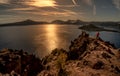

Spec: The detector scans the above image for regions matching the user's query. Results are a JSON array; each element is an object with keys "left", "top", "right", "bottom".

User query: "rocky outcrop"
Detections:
[
  {"left": 0, "top": 32, "right": 120, "bottom": 76},
  {"left": 38, "top": 32, "right": 120, "bottom": 76},
  {"left": 0, "top": 49, "right": 43, "bottom": 76},
  {"left": 65, "top": 32, "right": 120, "bottom": 76}
]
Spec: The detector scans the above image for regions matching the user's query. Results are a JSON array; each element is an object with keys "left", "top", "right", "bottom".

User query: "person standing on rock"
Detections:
[{"left": 96, "top": 32, "right": 100, "bottom": 39}]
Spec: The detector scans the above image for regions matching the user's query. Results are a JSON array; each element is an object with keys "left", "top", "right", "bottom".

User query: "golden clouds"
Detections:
[{"left": 28, "top": 0, "right": 57, "bottom": 7}]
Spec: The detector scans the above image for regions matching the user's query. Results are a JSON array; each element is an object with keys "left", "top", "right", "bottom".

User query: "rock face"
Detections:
[
  {"left": 38, "top": 32, "right": 120, "bottom": 76},
  {"left": 0, "top": 32, "right": 120, "bottom": 76},
  {"left": 0, "top": 49, "right": 43, "bottom": 76},
  {"left": 66, "top": 32, "right": 120, "bottom": 76}
]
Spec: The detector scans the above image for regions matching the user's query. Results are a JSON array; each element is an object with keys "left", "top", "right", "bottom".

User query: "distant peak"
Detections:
[{"left": 24, "top": 19, "right": 34, "bottom": 22}]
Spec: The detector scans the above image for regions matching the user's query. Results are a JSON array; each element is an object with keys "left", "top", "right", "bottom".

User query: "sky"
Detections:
[{"left": 0, "top": 0, "right": 120, "bottom": 23}]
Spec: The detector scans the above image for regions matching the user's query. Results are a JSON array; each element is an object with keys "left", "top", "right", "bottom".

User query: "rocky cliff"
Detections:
[
  {"left": 0, "top": 32, "right": 120, "bottom": 76},
  {"left": 0, "top": 49, "right": 43, "bottom": 76}
]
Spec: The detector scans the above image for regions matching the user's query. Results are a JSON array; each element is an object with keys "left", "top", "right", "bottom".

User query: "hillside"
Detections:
[
  {"left": 0, "top": 32, "right": 120, "bottom": 76},
  {"left": 0, "top": 19, "right": 48, "bottom": 27},
  {"left": 51, "top": 19, "right": 85, "bottom": 25}
]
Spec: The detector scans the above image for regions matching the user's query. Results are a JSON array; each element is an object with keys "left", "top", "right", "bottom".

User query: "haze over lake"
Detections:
[{"left": 0, "top": 24, "right": 120, "bottom": 58}]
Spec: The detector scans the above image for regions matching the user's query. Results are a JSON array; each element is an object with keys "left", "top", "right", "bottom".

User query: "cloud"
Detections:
[
  {"left": 0, "top": 0, "right": 57, "bottom": 7},
  {"left": 82, "top": 0, "right": 93, "bottom": 6},
  {"left": 93, "top": 4, "right": 96, "bottom": 15},
  {"left": 9, "top": 6, "right": 78, "bottom": 17},
  {"left": 0, "top": 0, "right": 81, "bottom": 16},
  {"left": 82, "top": 0, "right": 96, "bottom": 15},
  {"left": 0, "top": 0, "right": 9, "bottom": 4},
  {"left": 2, "top": 0, "right": 119, "bottom": 22},
  {"left": 112, "top": 0, "right": 120, "bottom": 10},
  {"left": 38, "top": 11, "right": 76, "bottom": 16},
  {"left": 10, "top": 7, "right": 36, "bottom": 11},
  {"left": 26, "top": 0, "right": 57, "bottom": 7},
  {"left": 72, "top": 0, "right": 77, "bottom": 5}
]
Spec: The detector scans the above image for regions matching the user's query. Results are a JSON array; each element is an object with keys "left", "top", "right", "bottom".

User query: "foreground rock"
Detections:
[
  {"left": 38, "top": 32, "right": 120, "bottom": 76},
  {"left": 0, "top": 32, "right": 120, "bottom": 76},
  {"left": 0, "top": 49, "right": 43, "bottom": 76}
]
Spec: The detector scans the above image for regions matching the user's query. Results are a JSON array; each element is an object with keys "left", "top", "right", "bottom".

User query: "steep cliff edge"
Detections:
[{"left": 0, "top": 32, "right": 120, "bottom": 76}]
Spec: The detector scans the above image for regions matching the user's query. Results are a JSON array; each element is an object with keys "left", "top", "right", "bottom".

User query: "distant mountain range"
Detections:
[
  {"left": 51, "top": 19, "right": 85, "bottom": 25},
  {"left": 0, "top": 19, "right": 120, "bottom": 27},
  {"left": 0, "top": 19, "right": 85, "bottom": 27},
  {"left": 0, "top": 19, "right": 48, "bottom": 27}
]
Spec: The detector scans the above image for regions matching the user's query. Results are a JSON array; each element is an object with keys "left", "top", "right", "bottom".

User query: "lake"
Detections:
[{"left": 0, "top": 24, "right": 120, "bottom": 58}]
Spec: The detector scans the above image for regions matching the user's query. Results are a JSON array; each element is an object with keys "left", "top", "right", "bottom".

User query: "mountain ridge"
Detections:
[
  {"left": 0, "top": 19, "right": 48, "bottom": 27},
  {"left": 0, "top": 19, "right": 119, "bottom": 27}
]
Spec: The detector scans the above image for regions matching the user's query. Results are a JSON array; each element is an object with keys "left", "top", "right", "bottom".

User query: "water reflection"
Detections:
[
  {"left": 45, "top": 24, "right": 58, "bottom": 53},
  {"left": 34, "top": 24, "right": 59, "bottom": 58},
  {"left": 0, "top": 25, "right": 120, "bottom": 58}
]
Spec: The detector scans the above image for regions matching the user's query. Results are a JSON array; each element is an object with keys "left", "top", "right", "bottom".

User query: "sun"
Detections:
[{"left": 29, "top": 0, "right": 57, "bottom": 7}]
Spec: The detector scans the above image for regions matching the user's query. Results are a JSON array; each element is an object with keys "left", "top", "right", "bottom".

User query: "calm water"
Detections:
[{"left": 0, "top": 24, "right": 120, "bottom": 58}]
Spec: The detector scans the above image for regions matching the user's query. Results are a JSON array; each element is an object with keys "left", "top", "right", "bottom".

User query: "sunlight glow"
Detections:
[
  {"left": 0, "top": 0, "right": 8, "bottom": 4},
  {"left": 29, "top": 0, "right": 57, "bottom": 7},
  {"left": 45, "top": 24, "right": 58, "bottom": 52},
  {"left": 72, "top": 0, "right": 77, "bottom": 5}
]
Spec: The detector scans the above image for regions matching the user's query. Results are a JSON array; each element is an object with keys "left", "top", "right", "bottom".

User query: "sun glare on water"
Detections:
[
  {"left": 29, "top": 0, "right": 57, "bottom": 7},
  {"left": 45, "top": 24, "right": 58, "bottom": 52}
]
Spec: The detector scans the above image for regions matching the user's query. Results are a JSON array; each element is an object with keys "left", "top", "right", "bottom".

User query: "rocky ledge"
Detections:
[{"left": 0, "top": 32, "right": 120, "bottom": 76}]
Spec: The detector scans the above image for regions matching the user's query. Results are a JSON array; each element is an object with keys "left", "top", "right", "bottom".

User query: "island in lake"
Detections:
[{"left": 79, "top": 24, "right": 120, "bottom": 33}]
